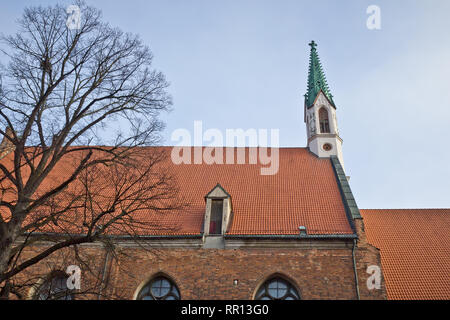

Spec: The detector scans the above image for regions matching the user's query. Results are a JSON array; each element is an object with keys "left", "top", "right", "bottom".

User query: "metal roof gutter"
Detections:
[
  {"left": 352, "top": 238, "right": 361, "bottom": 300},
  {"left": 224, "top": 234, "right": 357, "bottom": 240},
  {"left": 22, "top": 232, "right": 203, "bottom": 240},
  {"left": 23, "top": 232, "right": 357, "bottom": 240}
]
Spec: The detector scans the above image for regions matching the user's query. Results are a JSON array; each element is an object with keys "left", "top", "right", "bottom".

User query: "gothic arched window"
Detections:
[
  {"left": 137, "top": 276, "right": 180, "bottom": 300},
  {"left": 255, "top": 277, "right": 300, "bottom": 300},
  {"left": 35, "top": 271, "right": 73, "bottom": 300},
  {"left": 319, "top": 107, "right": 330, "bottom": 133}
]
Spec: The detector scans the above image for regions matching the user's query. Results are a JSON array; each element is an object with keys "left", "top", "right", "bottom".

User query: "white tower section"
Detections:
[{"left": 304, "top": 91, "right": 344, "bottom": 167}]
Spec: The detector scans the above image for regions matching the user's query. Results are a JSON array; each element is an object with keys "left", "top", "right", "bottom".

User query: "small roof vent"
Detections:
[{"left": 299, "top": 226, "right": 307, "bottom": 236}]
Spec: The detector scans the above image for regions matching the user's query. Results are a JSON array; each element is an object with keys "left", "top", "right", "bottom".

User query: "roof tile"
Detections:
[
  {"left": 0, "top": 147, "right": 353, "bottom": 236},
  {"left": 361, "top": 209, "right": 450, "bottom": 300}
]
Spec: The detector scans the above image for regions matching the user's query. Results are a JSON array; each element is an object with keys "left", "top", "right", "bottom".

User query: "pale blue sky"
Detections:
[{"left": 1, "top": 1, "right": 449, "bottom": 209}]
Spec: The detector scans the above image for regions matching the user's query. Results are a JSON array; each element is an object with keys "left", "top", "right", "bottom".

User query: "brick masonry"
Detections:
[
  {"left": 112, "top": 247, "right": 363, "bottom": 300},
  {"left": 12, "top": 219, "right": 386, "bottom": 300}
]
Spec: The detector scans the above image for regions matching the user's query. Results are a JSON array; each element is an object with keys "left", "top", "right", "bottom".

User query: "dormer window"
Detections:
[
  {"left": 203, "top": 184, "right": 233, "bottom": 248},
  {"left": 210, "top": 199, "right": 224, "bottom": 235}
]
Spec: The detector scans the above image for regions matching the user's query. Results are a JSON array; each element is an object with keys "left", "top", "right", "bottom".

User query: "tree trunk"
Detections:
[
  {"left": 0, "top": 212, "right": 22, "bottom": 284},
  {"left": 0, "top": 224, "right": 14, "bottom": 284}
]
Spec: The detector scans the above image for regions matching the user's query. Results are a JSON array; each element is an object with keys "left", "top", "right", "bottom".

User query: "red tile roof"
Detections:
[
  {"left": 171, "top": 147, "right": 353, "bottom": 235},
  {"left": 361, "top": 209, "right": 450, "bottom": 300},
  {"left": 0, "top": 147, "right": 354, "bottom": 236}
]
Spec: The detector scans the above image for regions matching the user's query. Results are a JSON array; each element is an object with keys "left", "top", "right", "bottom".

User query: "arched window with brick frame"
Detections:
[
  {"left": 136, "top": 274, "right": 180, "bottom": 300},
  {"left": 319, "top": 107, "right": 330, "bottom": 133},
  {"left": 32, "top": 270, "right": 73, "bottom": 300},
  {"left": 255, "top": 275, "right": 300, "bottom": 300}
]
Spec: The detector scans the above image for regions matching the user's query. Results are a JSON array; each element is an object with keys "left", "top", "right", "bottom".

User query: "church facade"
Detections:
[{"left": 2, "top": 42, "right": 449, "bottom": 300}]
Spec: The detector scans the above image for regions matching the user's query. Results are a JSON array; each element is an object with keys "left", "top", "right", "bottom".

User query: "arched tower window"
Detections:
[
  {"left": 255, "top": 276, "right": 300, "bottom": 300},
  {"left": 319, "top": 107, "right": 330, "bottom": 133},
  {"left": 137, "top": 275, "right": 180, "bottom": 300}
]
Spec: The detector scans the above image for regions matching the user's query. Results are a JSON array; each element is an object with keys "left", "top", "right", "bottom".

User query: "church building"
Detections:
[{"left": 2, "top": 42, "right": 449, "bottom": 300}]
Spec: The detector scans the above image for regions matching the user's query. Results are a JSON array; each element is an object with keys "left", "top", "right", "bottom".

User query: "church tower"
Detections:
[{"left": 304, "top": 41, "right": 344, "bottom": 168}]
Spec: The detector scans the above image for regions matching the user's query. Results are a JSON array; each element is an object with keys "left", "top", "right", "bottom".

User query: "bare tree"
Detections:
[{"left": 0, "top": 1, "right": 180, "bottom": 298}]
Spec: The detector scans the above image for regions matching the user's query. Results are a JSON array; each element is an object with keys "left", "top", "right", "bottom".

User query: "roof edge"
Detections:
[
  {"left": 330, "top": 156, "right": 361, "bottom": 233},
  {"left": 22, "top": 232, "right": 358, "bottom": 240},
  {"left": 225, "top": 234, "right": 357, "bottom": 240},
  {"left": 22, "top": 232, "right": 204, "bottom": 240}
]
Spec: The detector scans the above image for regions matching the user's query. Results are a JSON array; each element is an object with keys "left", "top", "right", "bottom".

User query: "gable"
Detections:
[{"left": 205, "top": 184, "right": 230, "bottom": 199}]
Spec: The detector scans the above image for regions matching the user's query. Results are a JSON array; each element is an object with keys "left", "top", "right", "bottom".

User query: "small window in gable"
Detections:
[{"left": 210, "top": 199, "right": 223, "bottom": 235}]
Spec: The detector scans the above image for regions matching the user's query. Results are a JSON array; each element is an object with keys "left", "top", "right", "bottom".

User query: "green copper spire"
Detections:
[{"left": 305, "top": 41, "right": 335, "bottom": 108}]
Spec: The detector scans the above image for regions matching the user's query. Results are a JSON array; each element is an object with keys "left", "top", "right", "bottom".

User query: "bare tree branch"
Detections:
[{"left": 0, "top": 1, "right": 180, "bottom": 299}]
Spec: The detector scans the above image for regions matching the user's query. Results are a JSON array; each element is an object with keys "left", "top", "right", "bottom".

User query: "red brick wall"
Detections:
[
  {"left": 110, "top": 247, "right": 358, "bottom": 300},
  {"left": 11, "top": 239, "right": 387, "bottom": 300},
  {"left": 354, "top": 219, "right": 387, "bottom": 300}
]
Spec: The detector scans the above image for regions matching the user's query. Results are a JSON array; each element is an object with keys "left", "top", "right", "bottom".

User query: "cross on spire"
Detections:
[
  {"left": 305, "top": 41, "right": 335, "bottom": 107},
  {"left": 308, "top": 40, "right": 317, "bottom": 49}
]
